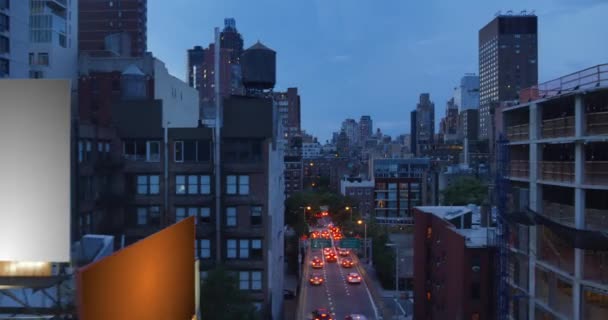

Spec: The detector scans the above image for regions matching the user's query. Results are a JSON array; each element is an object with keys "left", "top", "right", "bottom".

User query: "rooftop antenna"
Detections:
[
  {"left": 506, "top": 10, "right": 513, "bottom": 15},
  {"left": 521, "top": 10, "right": 527, "bottom": 15}
]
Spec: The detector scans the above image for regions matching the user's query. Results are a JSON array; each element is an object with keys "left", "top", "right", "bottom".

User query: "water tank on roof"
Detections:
[{"left": 241, "top": 41, "right": 276, "bottom": 90}]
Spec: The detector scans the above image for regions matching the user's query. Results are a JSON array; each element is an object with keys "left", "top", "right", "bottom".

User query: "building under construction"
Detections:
[{"left": 501, "top": 64, "right": 608, "bottom": 319}]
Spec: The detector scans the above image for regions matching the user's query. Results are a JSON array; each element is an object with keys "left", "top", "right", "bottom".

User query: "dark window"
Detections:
[
  {"left": 251, "top": 239, "right": 263, "bottom": 259},
  {"left": 251, "top": 206, "right": 262, "bottom": 226},
  {"left": 184, "top": 140, "right": 196, "bottom": 161},
  {"left": 471, "top": 282, "right": 480, "bottom": 300},
  {"left": 0, "top": 35, "right": 8, "bottom": 54},
  {"left": 197, "top": 140, "right": 211, "bottom": 161},
  {"left": 174, "top": 141, "right": 183, "bottom": 162},
  {"left": 0, "top": 0, "right": 9, "bottom": 10},
  {"left": 0, "top": 58, "right": 7, "bottom": 76},
  {"left": 0, "top": 13, "right": 8, "bottom": 32}
]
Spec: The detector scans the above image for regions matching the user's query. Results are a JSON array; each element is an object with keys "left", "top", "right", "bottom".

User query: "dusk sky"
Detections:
[{"left": 149, "top": 0, "right": 608, "bottom": 142}]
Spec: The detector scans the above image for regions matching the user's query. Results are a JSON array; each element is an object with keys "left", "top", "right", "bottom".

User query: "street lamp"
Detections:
[
  {"left": 357, "top": 219, "right": 367, "bottom": 262},
  {"left": 345, "top": 206, "right": 357, "bottom": 222}
]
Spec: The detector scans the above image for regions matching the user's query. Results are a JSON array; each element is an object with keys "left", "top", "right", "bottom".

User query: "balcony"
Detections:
[
  {"left": 542, "top": 201, "right": 575, "bottom": 228},
  {"left": 510, "top": 160, "right": 529, "bottom": 179},
  {"left": 541, "top": 116, "right": 575, "bottom": 139},
  {"left": 585, "top": 161, "right": 608, "bottom": 186},
  {"left": 539, "top": 161, "right": 574, "bottom": 183},
  {"left": 585, "top": 208, "right": 608, "bottom": 232},
  {"left": 506, "top": 124, "right": 530, "bottom": 142},
  {"left": 586, "top": 111, "right": 608, "bottom": 135}
]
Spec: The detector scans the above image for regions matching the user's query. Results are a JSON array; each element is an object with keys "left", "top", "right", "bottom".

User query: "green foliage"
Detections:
[
  {"left": 284, "top": 190, "right": 358, "bottom": 233},
  {"left": 200, "top": 266, "right": 260, "bottom": 320},
  {"left": 441, "top": 176, "right": 488, "bottom": 206}
]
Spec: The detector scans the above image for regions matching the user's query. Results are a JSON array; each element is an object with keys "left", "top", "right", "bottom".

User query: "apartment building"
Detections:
[{"left": 502, "top": 64, "right": 608, "bottom": 320}]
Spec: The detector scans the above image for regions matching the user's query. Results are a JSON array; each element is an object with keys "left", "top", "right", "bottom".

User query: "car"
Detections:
[
  {"left": 312, "top": 308, "right": 333, "bottom": 320},
  {"left": 325, "top": 253, "right": 337, "bottom": 262},
  {"left": 347, "top": 272, "right": 362, "bottom": 284},
  {"left": 311, "top": 257, "right": 324, "bottom": 268},
  {"left": 309, "top": 273, "right": 324, "bottom": 286},
  {"left": 341, "top": 258, "right": 354, "bottom": 268},
  {"left": 323, "top": 247, "right": 333, "bottom": 255},
  {"left": 344, "top": 314, "right": 368, "bottom": 320},
  {"left": 338, "top": 248, "right": 350, "bottom": 256}
]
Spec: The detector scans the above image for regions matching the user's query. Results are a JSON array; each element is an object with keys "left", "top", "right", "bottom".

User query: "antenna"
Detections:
[
  {"left": 506, "top": 10, "right": 513, "bottom": 15},
  {"left": 521, "top": 10, "right": 527, "bottom": 15}
]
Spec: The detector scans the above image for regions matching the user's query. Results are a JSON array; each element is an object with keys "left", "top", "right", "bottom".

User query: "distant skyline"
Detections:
[{"left": 149, "top": 0, "right": 608, "bottom": 142}]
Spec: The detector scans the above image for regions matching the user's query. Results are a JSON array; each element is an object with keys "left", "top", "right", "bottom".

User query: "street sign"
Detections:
[
  {"left": 339, "top": 238, "right": 361, "bottom": 248},
  {"left": 311, "top": 239, "right": 332, "bottom": 249}
]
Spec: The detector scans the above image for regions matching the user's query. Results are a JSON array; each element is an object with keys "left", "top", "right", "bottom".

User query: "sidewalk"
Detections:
[{"left": 360, "top": 261, "right": 412, "bottom": 320}]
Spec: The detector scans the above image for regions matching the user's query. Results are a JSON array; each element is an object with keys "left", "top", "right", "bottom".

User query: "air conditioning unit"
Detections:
[{"left": 472, "top": 265, "right": 481, "bottom": 272}]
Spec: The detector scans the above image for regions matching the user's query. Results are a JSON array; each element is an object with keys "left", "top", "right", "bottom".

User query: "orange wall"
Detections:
[{"left": 77, "top": 218, "right": 195, "bottom": 320}]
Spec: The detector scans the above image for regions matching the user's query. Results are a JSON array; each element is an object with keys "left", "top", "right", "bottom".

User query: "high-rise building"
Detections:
[
  {"left": 341, "top": 118, "right": 359, "bottom": 146},
  {"left": 454, "top": 73, "right": 480, "bottom": 111},
  {"left": 410, "top": 110, "right": 417, "bottom": 155},
  {"left": 415, "top": 93, "right": 435, "bottom": 155},
  {"left": 478, "top": 13, "right": 538, "bottom": 140},
  {"left": 187, "top": 45, "right": 205, "bottom": 90},
  {"left": 220, "top": 18, "right": 243, "bottom": 64},
  {"left": 359, "top": 115, "right": 373, "bottom": 145},
  {"left": 502, "top": 65, "right": 608, "bottom": 320},
  {"left": 274, "top": 87, "right": 301, "bottom": 142},
  {"left": 1, "top": 0, "right": 29, "bottom": 78},
  {"left": 439, "top": 97, "right": 459, "bottom": 143},
  {"left": 28, "top": 0, "right": 78, "bottom": 81},
  {"left": 79, "top": 0, "right": 148, "bottom": 57}
]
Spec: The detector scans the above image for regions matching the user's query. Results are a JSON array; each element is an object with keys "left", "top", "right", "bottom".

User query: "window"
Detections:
[
  {"left": 251, "top": 239, "right": 262, "bottom": 259},
  {"left": 29, "top": 53, "right": 35, "bottom": 65},
  {"left": 174, "top": 141, "right": 184, "bottom": 162},
  {"left": 426, "top": 226, "right": 432, "bottom": 239},
  {"left": 226, "top": 207, "right": 237, "bottom": 226},
  {"left": 176, "top": 207, "right": 186, "bottom": 222},
  {"left": 0, "top": 13, "right": 8, "bottom": 32},
  {"left": 136, "top": 206, "right": 160, "bottom": 226},
  {"left": 136, "top": 175, "right": 160, "bottom": 195},
  {"left": 0, "top": 35, "right": 8, "bottom": 54},
  {"left": 123, "top": 140, "right": 159, "bottom": 161},
  {"left": 0, "top": 0, "right": 9, "bottom": 10},
  {"left": 199, "top": 239, "right": 210, "bottom": 258},
  {"left": 175, "top": 175, "right": 211, "bottom": 195},
  {"left": 226, "top": 175, "right": 250, "bottom": 195},
  {"left": 251, "top": 206, "right": 262, "bottom": 226},
  {"left": 147, "top": 141, "right": 160, "bottom": 162},
  {"left": 184, "top": 140, "right": 196, "bottom": 161},
  {"left": 38, "top": 53, "right": 49, "bottom": 66},
  {"left": 239, "top": 271, "right": 262, "bottom": 290},
  {"left": 0, "top": 58, "right": 7, "bottom": 76},
  {"left": 239, "top": 239, "right": 250, "bottom": 258},
  {"left": 227, "top": 239, "right": 237, "bottom": 258},
  {"left": 78, "top": 141, "right": 83, "bottom": 163}
]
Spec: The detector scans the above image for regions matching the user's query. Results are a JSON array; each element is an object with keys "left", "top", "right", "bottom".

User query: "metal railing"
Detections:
[
  {"left": 542, "top": 201, "right": 575, "bottom": 228},
  {"left": 585, "top": 161, "right": 608, "bottom": 185},
  {"left": 539, "top": 161, "right": 575, "bottom": 183},
  {"left": 519, "top": 64, "right": 608, "bottom": 103},
  {"left": 541, "top": 116, "right": 575, "bottom": 138},
  {"left": 586, "top": 111, "right": 608, "bottom": 135},
  {"left": 506, "top": 124, "right": 530, "bottom": 141},
  {"left": 510, "top": 160, "right": 529, "bottom": 178},
  {"left": 585, "top": 208, "right": 608, "bottom": 232}
]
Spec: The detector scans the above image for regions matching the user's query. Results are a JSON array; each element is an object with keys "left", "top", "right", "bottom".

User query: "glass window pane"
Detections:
[
  {"left": 176, "top": 175, "right": 186, "bottom": 194},
  {"left": 201, "top": 208, "right": 210, "bottom": 217},
  {"left": 188, "top": 207, "right": 198, "bottom": 217},
  {"left": 137, "top": 208, "right": 147, "bottom": 225},
  {"left": 252, "top": 240, "right": 262, "bottom": 249},
  {"left": 188, "top": 175, "right": 199, "bottom": 194},
  {"left": 176, "top": 208, "right": 186, "bottom": 221},
  {"left": 137, "top": 175, "right": 147, "bottom": 184},
  {"left": 149, "top": 175, "right": 159, "bottom": 184}
]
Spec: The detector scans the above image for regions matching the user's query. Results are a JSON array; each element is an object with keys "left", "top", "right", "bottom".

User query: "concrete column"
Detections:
[
  {"left": 575, "top": 95, "right": 584, "bottom": 138},
  {"left": 573, "top": 94, "right": 585, "bottom": 320},
  {"left": 528, "top": 102, "right": 540, "bottom": 320}
]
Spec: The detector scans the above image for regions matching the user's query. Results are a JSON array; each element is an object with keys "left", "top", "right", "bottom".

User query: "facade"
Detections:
[
  {"left": 372, "top": 158, "right": 433, "bottom": 225},
  {"left": 359, "top": 115, "right": 373, "bottom": 146},
  {"left": 413, "top": 206, "right": 497, "bottom": 320},
  {"left": 411, "top": 110, "right": 417, "bottom": 155},
  {"left": 28, "top": 0, "right": 78, "bottom": 81},
  {"left": 339, "top": 178, "right": 374, "bottom": 218},
  {"left": 302, "top": 142, "right": 321, "bottom": 159},
  {"left": 440, "top": 97, "right": 460, "bottom": 143},
  {"left": 187, "top": 45, "right": 204, "bottom": 90},
  {"left": 342, "top": 118, "right": 359, "bottom": 146},
  {"left": 459, "top": 109, "right": 480, "bottom": 142},
  {"left": 455, "top": 73, "right": 480, "bottom": 111},
  {"left": 1, "top": 0, "right": 29, "bottom": 78},
  {"left": 415, "top": 93, "right": 435, "bottom": 155},
  {"left": 502, "top": 64, "right": 608, "bottom": 320},
  {"left": 478, "top": 14, "right": 538, "bottom": 140},
  {"left": 284, "top": 155, "right": 303, "bottom": 198},
  {"left": 274, "top": 87, "right": 301, "bottom": 141},
  {"left": 79, "top": 0, "right": 148, "bottom": 57}
]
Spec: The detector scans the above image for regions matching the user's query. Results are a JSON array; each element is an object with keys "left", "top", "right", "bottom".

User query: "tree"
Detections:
[
  {"left": 441, "top": 176, "right": 488, "bottom": 206},
  {"left": 200, "top": 267, "right": 260, "bottom": 320}
]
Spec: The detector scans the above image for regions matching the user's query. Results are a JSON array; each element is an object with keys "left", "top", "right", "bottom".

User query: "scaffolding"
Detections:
[{"left": 495, "top": 134, "right": 511, "bottom": 320}]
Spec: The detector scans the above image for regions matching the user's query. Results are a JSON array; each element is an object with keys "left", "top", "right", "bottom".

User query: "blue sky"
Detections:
[{"left": 149, "top": 0, "right": 608, "bottom": 142}]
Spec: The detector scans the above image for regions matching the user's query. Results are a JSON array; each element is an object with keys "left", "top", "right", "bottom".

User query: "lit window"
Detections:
[
  {"left": 227, "top": 239, "right": 237, "bottom": 258},
  {"left": 226, "top": 207, "right": 237, "bottom": 226}
]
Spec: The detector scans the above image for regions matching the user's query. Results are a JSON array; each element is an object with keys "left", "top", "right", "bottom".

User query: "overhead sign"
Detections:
[
  {"left": 340, "top": 238, "right": 361, "bottom": 249},
  {"left": 311, "top": 239, "right": 332, "bottom": 249}
]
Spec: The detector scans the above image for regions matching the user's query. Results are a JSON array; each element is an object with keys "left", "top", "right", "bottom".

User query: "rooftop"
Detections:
[{"left": 417, "top": 206, "right": 496, "bottom": 248}]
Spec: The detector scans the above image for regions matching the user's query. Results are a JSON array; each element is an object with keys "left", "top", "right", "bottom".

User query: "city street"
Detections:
[{"left": 300, "top": 223, "right": 378, "bottom": 320}]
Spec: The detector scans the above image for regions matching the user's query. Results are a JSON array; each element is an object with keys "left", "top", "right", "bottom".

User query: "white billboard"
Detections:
[{"left": 0, "top": 80, "right": 71, "bottom": 262}]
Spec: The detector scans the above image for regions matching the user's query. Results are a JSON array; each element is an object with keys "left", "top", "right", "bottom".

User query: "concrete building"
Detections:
[
  {"left": 284, "top": 155, "right": 303, "bottom": 198},
  {"left": 187, "top": 45, "right": 205, "bottom": 90},
  {"left": 372, "top": 158, "right": 433, "bottom": 225},
  {"left": 0, "top": 0, "right": 29, "bottom": 78},
  {"left": 359, "top": 115, "right": 373, "bottom": 146},
  {"left": 415, "top": 93, "right": 435, "bottom": 155},
  {"left": 479, "top": 13, "right": 538, "bottom": 140},
  {"left": 414, "top": 206, "right": 497, "bottom": 320},
  {"left": 274, "top": 87, "right": 301, "bottom": 142},
  {"left": 28, "top": 0, "right": 78, "bottom": 82},
  {"left": 455, "top": 73, "right": 480, "bottom": 111},
  {"left": 339, "top": 178, "right": 375, "bottom": 218},
  {"left": 440, "top": 97, "right": 460, "bottom": 143},
  {"left": 302, "top": 142, "right": 321, "bottom": 159},
  {"left": 342, "top": 118, "right": 359, "bottom": 146},
  {"left": 502, "top": 64, "right": 608, "bottom": 320},
  {"left": 79, "top": 0, "right": 148, "bottom": 57}
]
